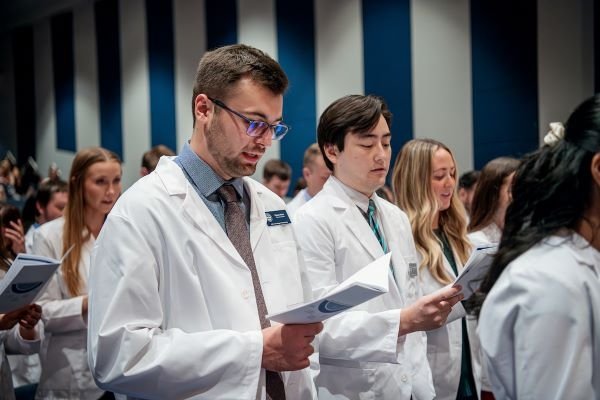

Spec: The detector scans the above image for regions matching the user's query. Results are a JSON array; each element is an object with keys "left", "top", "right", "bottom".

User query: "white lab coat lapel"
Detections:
[
  {"left": 326, "top": 180, "right": 383, "bottom": 261},
  {"left": 327, "top": 180, "right": 403, "bottom": 303},
  {"left": 244, "top": 178, "right": 268, "bottom": 253},
  {"left": 158, "top": 160, "right": 249, "bottom": 272}
]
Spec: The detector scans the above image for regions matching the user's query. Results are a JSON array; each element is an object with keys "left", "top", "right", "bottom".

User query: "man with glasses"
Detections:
[{"left": 88, "top": 44, "right": 321, "bottom": 399}]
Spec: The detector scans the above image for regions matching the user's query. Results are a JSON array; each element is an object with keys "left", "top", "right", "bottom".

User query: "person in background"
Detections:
[
  {"left": 287, "top": 143, "right": 331, "bottom": 218},
  {"left": 262, "top": 158, "right": 292, "bottom": 199},
  {"left": 458, "top": 170, "right": 480, "bottom": 217},
  {"left": 468, "top": 158, "right": 520, "bottom": 245},
  {"left": 292, "top": 177, "right": 306, "bottom": 197},
  {"left": 0, "top": 205, "right": 25, "bottom": 272},
  {"left": 88, "top": 44, "right": 320, "bottom": 399},
  {"left": 478, "top": 96, "right": 600, "bottom": 399},
  {"left": 294, "top": 95, "right": 463, "bottom": 399},
  {"left": 33, "top": 147, "right": 122, "bottom": 399},
  {"left": 140, "top": 144, "right": 176, "bottom": 177},
  {"left": 23, "top": 181, "right": 68, "bottom": 254},
  {"left": 392, "top": 139, "right": 483, "bottom": 400}
]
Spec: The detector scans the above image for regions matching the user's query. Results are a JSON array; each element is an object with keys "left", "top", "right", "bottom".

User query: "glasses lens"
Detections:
[
  {"left": 272, "top": 124, "right": 289, "bottom": 140},
  {"left": 247, "top": 121, "right": 268, "bottom": 137}
]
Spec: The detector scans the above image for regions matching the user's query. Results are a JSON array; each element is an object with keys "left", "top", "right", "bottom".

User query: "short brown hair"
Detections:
[
  {"left": 317, "top": 95, "right": 392, "bottom": 171},
  {"left": 302, "top": 143, "right": 321, "bottom": 168},
  {"left": 263, "top": 159, "right": 291, "bottom": 182},
  {"left": 141, "top": 145, "right": 175, "bottom": 172},
  {"left": 191, "top": 44, "right": 288, "bottom": 125}
]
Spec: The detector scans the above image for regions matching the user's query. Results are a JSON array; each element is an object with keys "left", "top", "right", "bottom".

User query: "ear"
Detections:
[
  {"left": 194, "top": 94, "right": 212, "bottom": 126},
  {"left": 591, "top": 152, "right": 600, "bottom": 188},
  {"left": 323, "top": 143, "right": 339, "bottom": 168},
  {"left": 302, "top": 166, "right": 311, "bottom": 180},
  {"left": 35, "top": 201, "right": 44, "bottom": 215}
]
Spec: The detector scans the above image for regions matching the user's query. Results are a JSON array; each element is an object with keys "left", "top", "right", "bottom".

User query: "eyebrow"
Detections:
[
  {"left": 239, "top": 109, "right": 283, "bottom": 123},
  {"left": 357, "top": 132, "right": 392, "bottom": 138},
  {"left": 433, "top": 167, "right": 456, "bottom": 173}
]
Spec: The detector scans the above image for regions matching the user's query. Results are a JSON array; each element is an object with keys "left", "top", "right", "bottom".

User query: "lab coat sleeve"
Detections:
[
  {"left": 88, "top": 213, "right": 264, "bottom": 400},
  {"left": 4, "top": 324, "right": 43, "bottom": 356},
  {"left": 294, "top": 211, "right": 400, "bottom": 364},
  {"left": 31, "top": 228, "right": 87, "bottom": 333}
]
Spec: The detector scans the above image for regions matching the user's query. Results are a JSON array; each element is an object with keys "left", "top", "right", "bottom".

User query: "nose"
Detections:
[
  {"left": 255, "top": 129, "right": 273, "bottom": 148},
  {"left": 373, "top": 142, "right": 387, "bottom": 162}
]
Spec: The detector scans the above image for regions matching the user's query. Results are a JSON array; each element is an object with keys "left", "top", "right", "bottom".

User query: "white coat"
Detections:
[
  {"left": 1, "top": 324, "right": 43, "bottom": 399},
  {"left": 32, "top": 217, "right": 102, "bottom": 400},
  {"left": 287, "top": 188, "right": 310, "bottom": 219},
  {"left": 479, "top": 232, "right": 600, "bottom": 399},
  {"left": 88, "top": 157, "right": 317, "bottom": 400},
  {"left": 294, "top": 177, "right": 435, "bottom": 400},
  {"left": 419, "top": 244, "right": 482, "bottom": 400}
]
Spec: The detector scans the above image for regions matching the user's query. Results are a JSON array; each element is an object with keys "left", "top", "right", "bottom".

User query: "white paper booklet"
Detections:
[
  {"left": 0, "top": 253, "right": 61, "bottom": 313},
  {"left": 453, "top": 243, "right": 498, "bottom": 299},
  {"left": 267, "top": 253, "right": 392, "bottom": 324}
]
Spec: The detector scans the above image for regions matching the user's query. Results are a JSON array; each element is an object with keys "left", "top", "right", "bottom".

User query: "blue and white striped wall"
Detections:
[{"left": 0, "top": 0, "right": 596, "bottom": 191}]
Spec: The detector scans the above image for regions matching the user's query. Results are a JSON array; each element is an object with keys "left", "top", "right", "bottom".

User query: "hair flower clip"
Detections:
[{"left": 544, "top": 122, "right": 565, "bottom": 146}]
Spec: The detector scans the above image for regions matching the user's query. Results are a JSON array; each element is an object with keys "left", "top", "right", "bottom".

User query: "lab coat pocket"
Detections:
[
  {"left": 260, "top": 240, "right": 305, "bottom": 313},
  {"left": 317, "top": 359, "right": 376, "bottom": 399}
]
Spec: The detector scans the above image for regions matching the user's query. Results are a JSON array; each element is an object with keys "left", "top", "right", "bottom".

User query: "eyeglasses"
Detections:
[{"left": 208, "top": 97, "right": 290, "bottom": 140}]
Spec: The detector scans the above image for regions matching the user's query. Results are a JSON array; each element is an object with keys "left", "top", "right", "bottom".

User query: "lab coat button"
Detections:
[
  {"left": 242, "top": 289, "right": 250, "bottom": 299},
  {"left": 401, "top": 375, "right": 408, "bottom": 382}
]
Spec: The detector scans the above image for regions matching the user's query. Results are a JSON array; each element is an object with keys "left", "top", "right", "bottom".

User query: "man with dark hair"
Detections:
[
  {"left": 458, "top": 170, "right": 480, "bottom": 215},
  {"left": 24, "top": 180, "right": 68, "bottom": 253},
  {"left": 262, "top": 159, "right": 292, "bottom": 199},
  {"left": 287, "top": 143, "right": 330, "bottom": 218},
  {"left": 140, "top": 145, "right": 175, "bottom": 176},
  {"left": 294, "top": 94, "right": 463, "bottom": 400},
  {"left": 89, "top": 44, "right": 321, "bottom": 399}
]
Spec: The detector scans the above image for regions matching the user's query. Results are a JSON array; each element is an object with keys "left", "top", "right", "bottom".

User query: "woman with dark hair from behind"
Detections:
[
  {"left": 468, "top": 157, "right": 520, "bottom": 244},
  {"left": 478, "top": 95, "right": 600, "bottom": 399}
]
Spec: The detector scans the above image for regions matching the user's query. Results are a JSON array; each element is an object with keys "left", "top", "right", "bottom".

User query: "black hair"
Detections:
[{"left": 476, "top": 94, "right": 600, "bottom": 315}]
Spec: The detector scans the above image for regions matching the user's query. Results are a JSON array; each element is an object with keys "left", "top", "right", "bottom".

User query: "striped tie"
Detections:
[{"left": 368, "top": 199, "right": 388, "bottom": 253}]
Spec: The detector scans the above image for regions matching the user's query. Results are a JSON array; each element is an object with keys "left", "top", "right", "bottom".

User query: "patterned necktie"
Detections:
[
  {"left": 368, "top": 199, "right": 388, "bottom": 253},
  {"left": 216, "top": 184, "right": 286, "bottom": 400}
]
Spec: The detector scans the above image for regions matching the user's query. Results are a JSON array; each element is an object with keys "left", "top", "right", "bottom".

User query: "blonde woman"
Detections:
[
  {"left": 392, "top": 139, "right": 482, "bottom": 400},
  {"left": 32, "top": 147, "right": 121, "bottom": 399}
]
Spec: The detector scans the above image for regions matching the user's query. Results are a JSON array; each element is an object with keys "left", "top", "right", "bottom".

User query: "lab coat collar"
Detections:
[
  {"left": 155, "top": 157, "right": 260, "bottom": 272},
  {"left": 324, "top": 178, "right": 384, "bottom": 260}
]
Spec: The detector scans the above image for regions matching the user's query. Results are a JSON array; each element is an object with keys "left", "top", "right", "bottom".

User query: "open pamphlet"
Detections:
[
  {"left": 0, "top": 252, "right": 65, "bottom": 313},
  {"left": 453, "top": 243, "right": 498, "bottom": 300},
  {"left": 267, "top": 253, "right": 392, "bottom": 324}
]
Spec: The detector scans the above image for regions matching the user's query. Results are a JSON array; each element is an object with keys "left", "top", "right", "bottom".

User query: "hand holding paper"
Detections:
[
  {"left": 0, "top": 253, "right": 63, "bottom": 313},
  {"left": 267, "top": 253, "right": 392, "bottom": 324},
  {"left": 453, "top": 244, "right": 498, "bottom": 300}
]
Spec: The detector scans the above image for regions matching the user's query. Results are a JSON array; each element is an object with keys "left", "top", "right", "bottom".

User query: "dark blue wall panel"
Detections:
[
  {"left": 471, "top": 0, "right": 539, "bottom": 168},
  {"left": 51, "top": 12, "right": 77, "bottom": 152},
  {"left": 12, "top": 27, "right": 36, "bottom": 164},
  {"left": 95, "top": 0, "right": 123, "bottom": 160},
  {"left": 363, "top": 0, "right": 413, "bottom": 166},
  {"left": 276, "top": 0, "right": 316, "bottom": 196},
  {"left": 146, "top": 0, "right": 177, "bottom": 151},
  {"left": 206, "top": 0, "right": 237, "bottom": 50}
]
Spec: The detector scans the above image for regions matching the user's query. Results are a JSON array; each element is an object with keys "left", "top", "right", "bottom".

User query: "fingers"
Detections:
[
  {"left": 9, "top": 220, "right": 24, "bottom": 236},
  {"left": 446, "top": 293, "right": 464, "bottom": 307}
]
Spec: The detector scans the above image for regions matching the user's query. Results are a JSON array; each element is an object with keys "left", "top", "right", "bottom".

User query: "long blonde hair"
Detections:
[
  {"left": 62, "top": 147, "right": 121, "bottom": 296},
  {"left": 392, "top": 139, "right": 470, "bottom": 285}
]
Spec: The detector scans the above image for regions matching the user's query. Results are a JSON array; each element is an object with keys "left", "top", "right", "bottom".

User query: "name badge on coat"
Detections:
[{"left": 265, "top": 210, "right": 291, "bottom": 226}]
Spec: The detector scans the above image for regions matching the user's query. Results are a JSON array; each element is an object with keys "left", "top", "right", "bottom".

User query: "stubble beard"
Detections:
[{"left": 206, "top": 119, "right": 258, "bottom": 178}]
